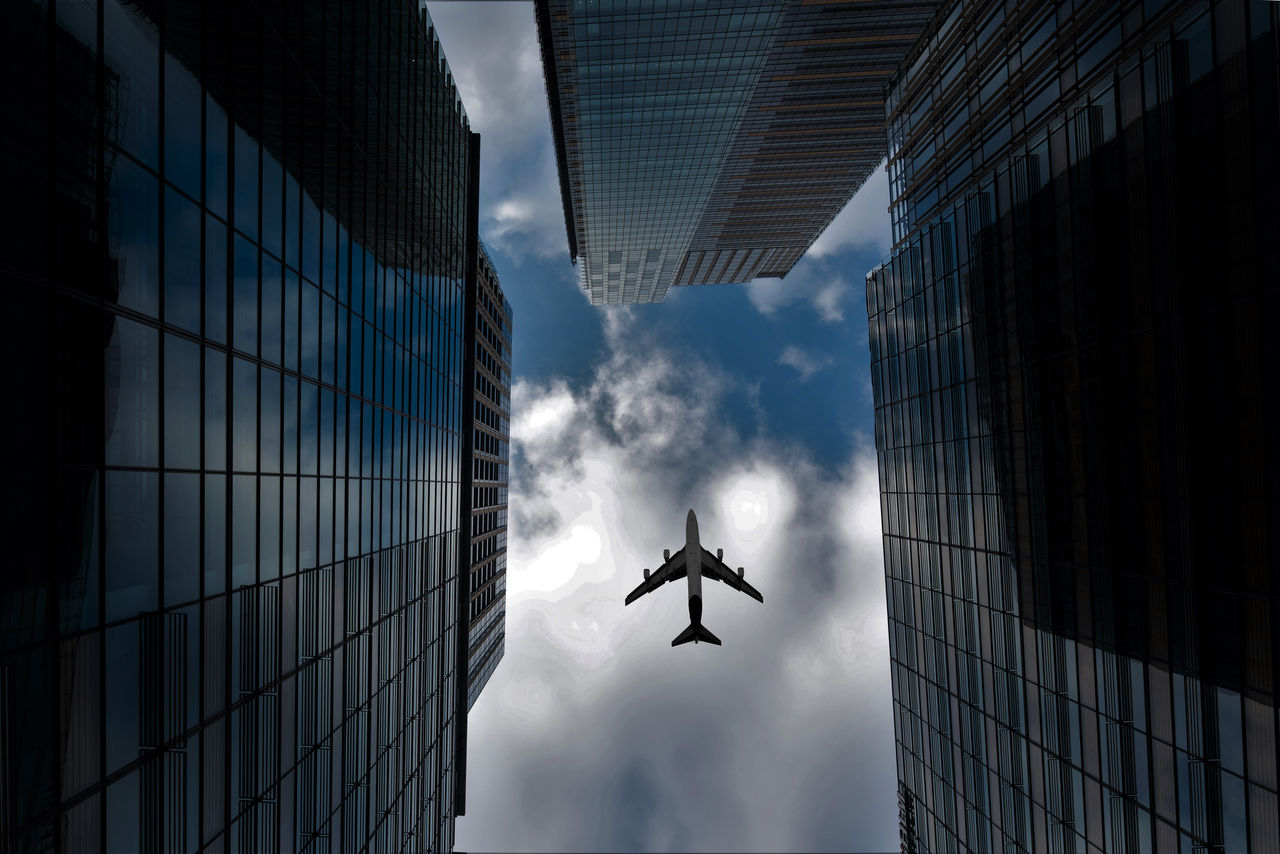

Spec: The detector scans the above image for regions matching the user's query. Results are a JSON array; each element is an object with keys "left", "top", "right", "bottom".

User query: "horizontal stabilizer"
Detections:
[{"left": 672, "top": 622, "right": 721, "bottom": 647}]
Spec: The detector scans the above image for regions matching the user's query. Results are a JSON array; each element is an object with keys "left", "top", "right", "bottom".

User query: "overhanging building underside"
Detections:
[{"left": 536, "top": 0, "right": 939, "bottom": 305}]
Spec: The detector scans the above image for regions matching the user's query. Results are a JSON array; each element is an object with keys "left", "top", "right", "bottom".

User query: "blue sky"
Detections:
[
  {"left": 428, "top": 4, "right": 898, "bottom": 851},
  {"left": 509, "top": 247, "right": 884, "bottom": 467}
]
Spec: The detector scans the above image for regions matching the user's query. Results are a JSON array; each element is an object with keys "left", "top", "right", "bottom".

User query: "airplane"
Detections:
[{"left": 624, "top": 509, "right": 763, "bottom": 646}]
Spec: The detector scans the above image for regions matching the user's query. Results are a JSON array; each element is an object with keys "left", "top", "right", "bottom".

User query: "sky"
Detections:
[{"left": 428, "top": 4, "right": 900, "bottom": 850}]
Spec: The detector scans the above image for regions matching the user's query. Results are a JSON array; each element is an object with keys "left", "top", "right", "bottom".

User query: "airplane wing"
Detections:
[
  {"left": 624, "top": 546, "right": 688, "bottom": 605},
  {"left": 699, "top": 547, "right": 764, "bottom": 603}
]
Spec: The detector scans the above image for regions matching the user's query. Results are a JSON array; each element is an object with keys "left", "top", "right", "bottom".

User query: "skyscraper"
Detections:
[
  {"left": 868, "top": 0, "right": 1279, "bottom": 851},
  {"left": 464, "top": 242, "right": 511, "bottom": 713},
  {"left": 535, "top": 0, "right": 938, "bottom": 305},
  {"left": 1, "top": 1, "right": 483, "bottom": 850}
]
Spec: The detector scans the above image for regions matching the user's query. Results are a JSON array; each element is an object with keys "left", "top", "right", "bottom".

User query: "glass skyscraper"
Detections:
[
  {"left": 464, "top": 243, "right": 511, "bottom": 714},
  {"left": 535, "top": 0, "right": 938, "bottom": 305},
  {"left": 868, "top": 0, "right": 1279, "bottom": 851},
  {"left": 1, "top": 1, "right": 485, "bottom": 850}
]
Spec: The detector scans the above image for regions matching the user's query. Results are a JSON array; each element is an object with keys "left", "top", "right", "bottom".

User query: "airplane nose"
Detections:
[{"left": 687, "top": 508, "right": 696, "bottom": 522}]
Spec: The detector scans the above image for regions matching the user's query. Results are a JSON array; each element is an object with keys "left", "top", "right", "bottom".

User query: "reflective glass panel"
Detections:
[
  {"left": 164, "top": 471, "right": 200, "bottom": 606},
  {"left": 105, "top": 316, "right": 159, "bottom": 467},
  {"left": 261, "top": 255, "right": 282, "bottom": 366},
  {"left": 284, "top": 268, "right": 300, "bottom": 372},
  {"left": 233, "top": 234, "right": 258, "bottom": 355},
  {"left": 107, "top": 155, "right": 160, "bottom": 317},
  {"left": 233, "top": 126, "right": 258, "bottom": 241},
  {"left": 232, "top": 474, "right": 256, "bottom": 588},
  {"left": 262, "top": 151, "right": 284, "bottom": 259},
  {"left": 204, "top": 347, "right": 226, "bottom": 470},
  {"left": 301, "top": 282, "right": 319, "bottom": 379},
  {"left": 164, "top": 187, "right": 202, "bottom": 333},
  {"left": 299, "top": 476, "right": 316, "bottom": 571},
  {"left": 204, "top": 474, "right": 226, "bottom": 596},
  {"left": 204, "top": 214, "right": 227, "bottom": 344},
  {"left": 283, "top": 374, "right": 298, "bottom": 475},
  {"left": 164, "top": 333, "right": 201, "bottom": 469},
  {"left": 299, "top": 380, "right": 318, "bottom": 476},
  {"left": 105, "top": 470, "right": 158, "bottom": 621},
  {"left": 163, "top": 52, "right": 202, "bottom": 199},
  {"left": 260, "top": 475, "right": 280, "bottom": 581},
  {"left": 104, "top": 632, "right": 140, "bottom": 776},
  {"left": 282, "top": 476, "right": 297, "bottom": 576},
  {"left": 301, "top": 190, "right": 320, "bottom": 283},
  {"left": 104, "top": 0, "right": 159, "bottom": 167},
  {"left": 205, "top": 96, "right": 228, "bottom": 218},
  {"left": 261, "top": 366, "right": 281, "bottom": 473},
  {"left": 284, "top": 173, "right": 300, "bottom": 271},
  {"left": 232, "top": 356, "right": 257, "bottom": 471}
]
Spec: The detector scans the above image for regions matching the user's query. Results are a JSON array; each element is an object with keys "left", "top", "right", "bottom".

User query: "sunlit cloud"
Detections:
[{"left": 457, "top": 306, "right": 897, "bottom": 852}]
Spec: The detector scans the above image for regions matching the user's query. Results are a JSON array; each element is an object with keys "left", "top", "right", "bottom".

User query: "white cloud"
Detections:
[
  {"left": 811, "top": 275, "right": 849, "bottom": 323},
  {"left": 806, "top": 161, "right": 892, "bottom": 260},
  {"left": 427, "top": 1, "right": 572, "bottom": 263},
  {"left": 777, "top": 345, "right": 835, "bottom": 381},
  {"left": 743, "top": 163, "right": 890, "bottom": 323},
  {"left": 456, "top": 310, "right": 897, "bottom": 852},
  {"left": 430, "top": 7, "right": 897, "bottom": 850},
  {"left": 748, "top": 263, "right": 851, "bottom": 324}
]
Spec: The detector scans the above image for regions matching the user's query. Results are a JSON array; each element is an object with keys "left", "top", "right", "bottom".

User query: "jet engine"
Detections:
[
  {"left": 717, "top": 548, "right": 723, "bottom": 561},
  {"left": 663, "top": 549, "right": 670, "bottom": 562},
  {"left": 738, "top": 567, "right": 744, "bottom": 579},
  {"left": 644, "top": 568, "right": 650, "bottom": 580}
]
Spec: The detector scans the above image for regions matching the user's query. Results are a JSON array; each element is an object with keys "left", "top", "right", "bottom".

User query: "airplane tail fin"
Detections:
[{"left": 672, "top": 622, "right": 722, "bottom": 647}]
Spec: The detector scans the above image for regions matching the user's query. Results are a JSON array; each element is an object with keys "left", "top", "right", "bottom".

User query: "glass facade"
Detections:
[
  {"left": 535, "top": 0, "right": 938, "bottom": 305},
  {"left": 867, "top": 1, "right": 1280, "bottom": 851},
  {"left": 1, "top": 1, "right": 480, "bottom": 851},
  {"left": 465, "top": 243, "right": 511, "bottom": 713}
]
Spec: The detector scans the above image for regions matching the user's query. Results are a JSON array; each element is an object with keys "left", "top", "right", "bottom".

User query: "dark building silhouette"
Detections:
[
  {"left": 868, "top": 0, "right": 1279, "bottom": 851},
  {"left": 1, "top": 1, "right": 487, "bottom": 850},
  {"left": 465, "top": 244, "right": 510, "bottom": 713},
  {"left": 535, "top": 0, "right": 939, "bottom": 304}
]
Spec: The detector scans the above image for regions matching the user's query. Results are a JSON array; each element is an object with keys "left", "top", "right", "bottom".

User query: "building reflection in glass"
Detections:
[
  {"left": 868, "top": 1, "right": 1279, "bottom": 851},
  {"left": 2, "top": 0, "right": 479, "bottom": 850}
]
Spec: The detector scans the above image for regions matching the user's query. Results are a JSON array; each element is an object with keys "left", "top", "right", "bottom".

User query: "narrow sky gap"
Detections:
[{"left": 429, "top": 3, "right": 898, "bottom": 850}]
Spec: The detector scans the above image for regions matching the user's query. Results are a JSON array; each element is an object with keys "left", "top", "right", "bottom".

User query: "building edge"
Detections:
[
  {"left": 453, "top": 130, "right": 482, "bottom": 819},
  {"left": 534, "top": 0, "right": 578, "bottom": 263}
]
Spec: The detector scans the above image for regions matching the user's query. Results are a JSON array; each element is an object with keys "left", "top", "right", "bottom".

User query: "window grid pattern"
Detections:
[
  {"left": 868, "top": 1, "right": 1280, "bottom": 852},
  {"left": 465, "top": 244, "right": 511, "bottom": 713},
  {"left": 536, "top": 0, "right": 939, "bottom": 304},
  {"left": 540, "top": 0, "right": 787, "bottom": 304},
  {"left": 1, "top": 1, "right": 477, "bottom": 852}
]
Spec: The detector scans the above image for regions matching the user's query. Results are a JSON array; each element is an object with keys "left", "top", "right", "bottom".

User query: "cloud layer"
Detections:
[
  {"left": 744, "top": 164, "right": 890, "bottom": 324},
  {"left": 455, "top": 311, "right": 896, "bottom": 852},
  {"left": 427, "top": 2, "right": 574, "bottom": 264}
]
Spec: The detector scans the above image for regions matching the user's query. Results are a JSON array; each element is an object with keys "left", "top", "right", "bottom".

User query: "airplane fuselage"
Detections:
[
  {"left": 685, "top": 509, "right": 703, "bottom": 625},
  {"left": 623, "top": 507, "right": 758, "bottom": 647}
]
